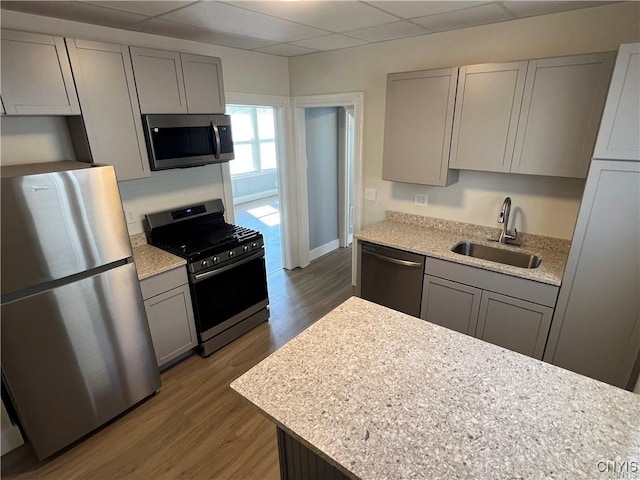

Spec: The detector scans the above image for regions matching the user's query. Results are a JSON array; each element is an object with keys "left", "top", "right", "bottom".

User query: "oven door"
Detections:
[{"left": 190, "top": 250, "right": 268, "bottom": 341}]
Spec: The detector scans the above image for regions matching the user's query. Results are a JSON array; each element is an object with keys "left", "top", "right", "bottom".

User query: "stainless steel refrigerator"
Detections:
[{"left": 1, "top": 161, "right": 161, "bottom": 459}]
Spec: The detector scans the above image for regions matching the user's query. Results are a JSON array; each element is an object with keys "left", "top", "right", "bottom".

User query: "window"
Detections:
[{"left": 228, "top": 105, "right": 277, "bottom": 175}]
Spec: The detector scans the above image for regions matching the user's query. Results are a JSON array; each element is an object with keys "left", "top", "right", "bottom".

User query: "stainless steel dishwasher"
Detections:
[{"left": 360, "top": 242, "right": 425, "bottom": 317}]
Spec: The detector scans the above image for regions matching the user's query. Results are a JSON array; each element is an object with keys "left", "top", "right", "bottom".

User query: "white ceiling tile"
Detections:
[
  {"left": 254, "top": 43, "right": 317, "bottom": 57},
  {"left": 291, "top": 34, "right": 368, "bottom": 52},
  {"left": 500, "top": 1, "right": 612, "bottom": 18},
  {"left": 226, "top": 1, "right": 398, "bottom": 32},
  {"left": 129, "top": 18, "right": 276, "bottom": 48},
  {"left": 1, "top": 1, "right": 148, "bottom": 28},
  {"left": 84, "top": 1, "right": 195, "bottom": 17},
  {"left": 369, "top": 1, "right": 490, "bottom": 19},
  {"left": 412, "top": 3, "right": 513, "bottom": 32},
  {"left": 160, "top": 2, "right": 328, "bottom": 42},
  {"left": 347, "top": 20, "right": 430, "bottom": 42}
]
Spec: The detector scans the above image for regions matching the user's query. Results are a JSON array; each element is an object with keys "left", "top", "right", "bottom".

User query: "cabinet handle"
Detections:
[
  {"left": 362, "top": 249, "right": 422, "bottom": 268},
  {"left": 210, "top": 121, "right": 221, "bottom": 160}
]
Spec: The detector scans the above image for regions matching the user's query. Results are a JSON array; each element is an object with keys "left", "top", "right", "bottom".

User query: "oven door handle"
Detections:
[
  {"left": 210, "top": 121, "right": 221, "bottom": 160},
  {"left": 193, "top": 249, "right": 264, "bottom": 283}
]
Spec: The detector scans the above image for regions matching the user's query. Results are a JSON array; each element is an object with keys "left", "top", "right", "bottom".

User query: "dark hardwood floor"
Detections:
[{"left": 2, "top": 247, "right": 356, "bottom": 480}]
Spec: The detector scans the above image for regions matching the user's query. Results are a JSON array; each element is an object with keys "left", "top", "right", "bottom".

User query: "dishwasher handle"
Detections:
[{"left": 362, "top": 247, "right": 423, "bottom": 268}]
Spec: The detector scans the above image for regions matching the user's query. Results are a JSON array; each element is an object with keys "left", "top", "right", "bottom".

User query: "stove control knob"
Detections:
[
  {"left": 243, "top": 245, "right": 249, "bottom": 253},
  {"left": 251, "top": 242, "right": 258, "bottom": 249},
  {"left": 228, "top": 251, "right": 235, "bottom": 258},
  {"left": 212, "top": 256, "right": 219, "bottom": 264},
  {"left": 201, "top": 259, "right": 209, "bottom": 268}
]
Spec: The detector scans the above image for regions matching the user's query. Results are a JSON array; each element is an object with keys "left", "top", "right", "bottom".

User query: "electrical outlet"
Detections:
[
  {"left": 415, "top": 194, "right": 428, "bottom": 206},
  {"left": 364, "top": 188, "right": 377, "bottom": 201},
  {"left": 125, "top": 210, "right": 136, "bottom": 223}
]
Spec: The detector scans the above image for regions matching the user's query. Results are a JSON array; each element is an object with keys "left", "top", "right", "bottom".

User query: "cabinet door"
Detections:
[
  {"left": 382, "top": 68, "right": 459, "bottom": 186},
  {"left": 181, "top": 53, "right": 226, "bottom": 114},
  {"left": 421, "top": 275, "right": 481, "bottom": 336},
  {"left": 593, "top": 43, "right": 640, "bottom": 161},
  {"left": 511, "top": 52, "right": 615, "bottom": 178},
  {"left": 129, "top": 46, "right": 187, "bottom": 114},
  {"left": 476, "top": 292, "right": 552, "bottom": 360},
  {"left": 0, "top": 30, "right": 80, "bottom": 115},
  {"left": 449, "top": 61, "right": 528, "bottom": 173},
  {"left": 66, "top": 39, "right": 150, "bottom": 181},
  {"left": 545, "top": 160, "right": 640, "bottom": 388},
  {"left": 144, "top": 283, "right": 197, "bottom": 368}
]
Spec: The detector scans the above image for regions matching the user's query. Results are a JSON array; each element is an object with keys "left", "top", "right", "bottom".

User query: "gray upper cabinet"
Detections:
[
  {"left": 382, "top": 68, "right": 459, "bottom": 186},
  {"left": 129, "top": 47, "right": 187, "bottom": 114},
  {"left": 593, "top": 42, "right": 640, "bottom": 161},
  {"left": 476, "top": 291, "right": 552, "bottom": 360},
  {"left": 1, "top": 29, "right": 80, "bottom": 115},
  {"left": 449, "top": 61, "right": 528, "bottom": 173},
  {"left": 66, "top": 39, "right": 150, "bottom": 181},
  {"left": 511, "top": 52, "right": 615, "bottom": 178},
  {"left": 129, "top": 47, "right": 226, "bottom": 114},
  {"left": 181, "top": 53, "right": 226, "bottom": 114}
]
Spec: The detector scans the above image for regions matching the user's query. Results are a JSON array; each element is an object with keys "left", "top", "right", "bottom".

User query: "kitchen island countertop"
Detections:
[
  {"left": 231, "top": 297, "right": 640, "bottom": 480},
  {"left": 355, "top": 213, "right": 569, "bottom": 286}
]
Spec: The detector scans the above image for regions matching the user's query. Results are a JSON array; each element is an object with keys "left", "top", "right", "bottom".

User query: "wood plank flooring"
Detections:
[{"left": 2, "top": 247, "right": 355, "bottom": 480}]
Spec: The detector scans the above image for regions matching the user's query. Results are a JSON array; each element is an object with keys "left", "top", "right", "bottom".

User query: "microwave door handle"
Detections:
[{"left": 210, "top": 121, "right": 221, "bottom": 160}]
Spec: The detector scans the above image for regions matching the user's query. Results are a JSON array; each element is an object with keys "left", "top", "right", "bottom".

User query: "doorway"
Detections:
[
  {"left": 304, "top": 106, "right": 355, "bottom": 261},
  {"left": 226, "top": 101, "right": 284, "bottom": 274},
  {"left": 293, "top": 92, "right": 364, "bottom": 284}
]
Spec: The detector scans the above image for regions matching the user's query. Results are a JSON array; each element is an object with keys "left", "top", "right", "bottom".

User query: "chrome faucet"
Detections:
[{"left": 497, "top": 197, "right": 519, "bottom": 245}]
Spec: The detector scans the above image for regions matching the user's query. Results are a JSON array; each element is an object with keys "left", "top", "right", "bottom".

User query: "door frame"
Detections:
[
  {"left": 293, "top": 92, "right": 364, "bottom": 284},
  {"left": 222, "top": 92, "right": 297, "bottom": 270}
]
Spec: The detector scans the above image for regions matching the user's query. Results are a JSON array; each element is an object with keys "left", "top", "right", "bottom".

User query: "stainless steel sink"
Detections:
[{"left": 451, "top": 241, "right": 542, "bottom": 269}]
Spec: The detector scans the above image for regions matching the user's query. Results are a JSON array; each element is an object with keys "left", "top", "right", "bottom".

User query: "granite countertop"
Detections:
[
  {"left": 130, "top": 233, "right": 186, "bottom": 281},
  {"left": 231, "top": 297, "right": 640, "bottom": 480},
  {"left": 355, "top": 212, "right": 570, "bottom": 286}
]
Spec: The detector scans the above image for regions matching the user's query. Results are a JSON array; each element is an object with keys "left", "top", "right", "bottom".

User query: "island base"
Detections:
[{"left": 277, "top": 428, "right": 351, "bottom": 480}]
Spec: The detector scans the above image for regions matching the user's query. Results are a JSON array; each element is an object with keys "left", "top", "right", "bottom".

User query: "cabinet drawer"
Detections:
[
  {"left": 140, "top": 267, "right": 188, "bottom": 300},
  {"left": 425, "top": 257, "right": 558, "bottom": 307}
]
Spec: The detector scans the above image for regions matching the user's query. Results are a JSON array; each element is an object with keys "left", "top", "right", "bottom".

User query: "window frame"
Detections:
[{"left": 229, "top": 105, "right": 277, "bottom": 177}]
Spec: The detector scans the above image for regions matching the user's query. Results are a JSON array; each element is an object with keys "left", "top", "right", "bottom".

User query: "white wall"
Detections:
[
  {"left": 288, "top": 2, "right": 640, "bottom": 240},
  {"left": 1, "top": 10, "right": 290, "bottom": 235}
]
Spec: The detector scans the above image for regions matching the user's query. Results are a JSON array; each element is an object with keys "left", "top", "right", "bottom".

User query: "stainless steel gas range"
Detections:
[{"left": 145, "top": 199, "right": 269, "bottom": 357}]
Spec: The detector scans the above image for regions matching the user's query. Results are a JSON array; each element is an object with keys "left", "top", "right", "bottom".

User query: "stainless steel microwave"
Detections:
[{"left": 142, "top": 114, "right": 234, "bottom": 170}]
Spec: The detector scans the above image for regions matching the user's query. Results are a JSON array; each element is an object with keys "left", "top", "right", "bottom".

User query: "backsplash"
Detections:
[{"left": 386, "top": 211, "right": 571, "bottom": 253}]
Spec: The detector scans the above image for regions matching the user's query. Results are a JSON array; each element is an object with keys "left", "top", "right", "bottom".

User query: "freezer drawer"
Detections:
[
  {"left": 1, "top": 262, "right": 160, "bottom": 459},
  {"left": 360, "top": 242, "right": 425, "bottom": 317}
]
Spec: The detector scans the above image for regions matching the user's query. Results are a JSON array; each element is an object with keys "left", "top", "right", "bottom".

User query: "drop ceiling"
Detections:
[{"left": 0, "top": 1, "right": 617, "bottom": 57}]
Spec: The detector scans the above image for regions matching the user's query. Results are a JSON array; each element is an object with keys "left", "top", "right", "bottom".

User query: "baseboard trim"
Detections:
[{"left": 309, "top": 239, "right": 339, "bottom": 262}]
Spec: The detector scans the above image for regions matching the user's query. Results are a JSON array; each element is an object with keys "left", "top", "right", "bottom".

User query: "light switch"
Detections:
[{"left": 364, "top": 188, "right": 377, "bottom": 201}]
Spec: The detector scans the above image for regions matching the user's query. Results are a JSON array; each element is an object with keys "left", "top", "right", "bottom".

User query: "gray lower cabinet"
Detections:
[
  {"left": 421, "top": 258, "right": 558, "bottom": 360},
  {"left": 140, "top": 267, "right": 197, "bottom": 369},
  {"left": 476, "top": 292, "right": 552, "bottom": 359},
  {"left": 421, "top": 275, "right": 480, "bottom": 335}
]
